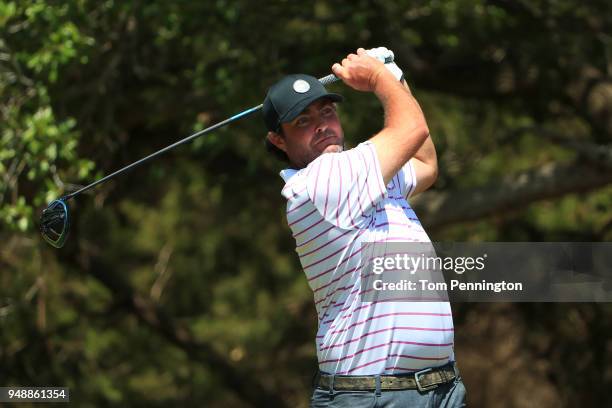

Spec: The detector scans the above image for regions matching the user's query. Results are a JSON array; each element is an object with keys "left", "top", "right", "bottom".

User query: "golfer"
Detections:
[{"left": 263, "top": 48, "right": 466, "bottom": 407}]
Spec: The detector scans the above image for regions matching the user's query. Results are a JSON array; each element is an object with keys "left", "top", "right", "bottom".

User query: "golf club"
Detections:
[
  {"left": 40, "top": 54, "right": 396, "bottom": 248},
  {"left": 38, "top": 74, "right": 341, "bottom": 248}
]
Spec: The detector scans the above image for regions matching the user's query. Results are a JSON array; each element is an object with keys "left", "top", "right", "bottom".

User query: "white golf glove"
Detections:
[{"left": 365, "top": 46, "right": 403, "bottom": 82}]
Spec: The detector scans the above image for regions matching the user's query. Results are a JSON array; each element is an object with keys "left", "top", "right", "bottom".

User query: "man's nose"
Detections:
[{"left": 315, "top": 118, "right": 328, "bottom": 134}]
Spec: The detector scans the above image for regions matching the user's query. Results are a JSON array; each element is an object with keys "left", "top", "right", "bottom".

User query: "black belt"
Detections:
[{"left": 316, "top": 363, "right": 456, "bottom": 392}]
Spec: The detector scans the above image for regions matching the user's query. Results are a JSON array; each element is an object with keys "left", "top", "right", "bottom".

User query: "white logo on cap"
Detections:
[{"left": 293, "top": 79, "right": 310, "bottom": 93}]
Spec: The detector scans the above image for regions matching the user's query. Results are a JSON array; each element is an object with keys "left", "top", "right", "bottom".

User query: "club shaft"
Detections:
[
  {"left": 65, "top": 105, "right": 260, "bottom": 199},
  {"left": 63, "top": 74, "right": 340, "bottom": 200}
]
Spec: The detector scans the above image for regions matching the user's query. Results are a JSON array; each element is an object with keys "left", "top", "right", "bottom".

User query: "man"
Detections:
[{"left": 263, "top": 48, "right": 466, "bottom": 407}]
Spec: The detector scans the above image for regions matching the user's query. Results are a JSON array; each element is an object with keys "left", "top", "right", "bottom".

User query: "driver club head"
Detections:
[{"left": 40, "top": 198, "right": 70, "bottom": 248}]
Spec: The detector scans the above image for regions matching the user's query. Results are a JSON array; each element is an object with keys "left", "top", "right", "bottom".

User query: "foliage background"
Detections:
[{"left": 1, "top": 1, "right": 611, "bottom": 406}]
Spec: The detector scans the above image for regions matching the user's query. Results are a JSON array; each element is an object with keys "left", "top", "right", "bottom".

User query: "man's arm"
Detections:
[
  {"left": 403, "top": 77, "right": 438, "bottom": 196},
  {"left": 409, "top": 143, "right": 438, "bottom": 196},
  {"left": 332, "top": 49, "right": 430, "bottom": 186}
]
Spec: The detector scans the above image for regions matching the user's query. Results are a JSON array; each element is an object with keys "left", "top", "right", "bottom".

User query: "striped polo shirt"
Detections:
[{"left": 280, "top": 141, "right": 454, "bottom": 375}]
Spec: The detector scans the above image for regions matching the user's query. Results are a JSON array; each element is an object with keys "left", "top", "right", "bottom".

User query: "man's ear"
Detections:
[{"left": 267, "top": 131, "right": 287, "bottom": 152}]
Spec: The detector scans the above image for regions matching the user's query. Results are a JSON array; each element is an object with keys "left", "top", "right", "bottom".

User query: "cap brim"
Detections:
[{"left": 279, "top": 93, "right": 344, "bottom": 125}]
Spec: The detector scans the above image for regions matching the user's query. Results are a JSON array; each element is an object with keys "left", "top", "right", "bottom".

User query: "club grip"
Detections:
[
  {"left": 318, "top": 73, "right": 340, "bottom": 85},
  {"left": 318, "top": 54, "right": 394, "bottom": 86}
]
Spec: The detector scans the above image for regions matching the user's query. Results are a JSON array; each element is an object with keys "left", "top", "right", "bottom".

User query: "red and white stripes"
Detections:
[{"left": 279, "top": 141, "right": 455, "bottom": 375}]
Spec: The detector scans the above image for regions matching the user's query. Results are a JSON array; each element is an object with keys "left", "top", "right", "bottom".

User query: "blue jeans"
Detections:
[{"left": 310, "top": 366, "right": 467, "bottom": 408}]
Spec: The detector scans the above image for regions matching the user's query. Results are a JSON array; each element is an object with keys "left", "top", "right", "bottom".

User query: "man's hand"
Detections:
[
  {"left": 366, "top": 47, "right": 403, "bottom": 81},
  {"left": 331, "top": 48, "right": 396, "bottom": 92}
]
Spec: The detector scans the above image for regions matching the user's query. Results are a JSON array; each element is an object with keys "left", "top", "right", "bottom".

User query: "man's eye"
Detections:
[
  {"left": 321, "top": 106, "right": 335, "bottom": 116},
  {"left": 296, "top": 117, "right": 310, "bottom": 126}
]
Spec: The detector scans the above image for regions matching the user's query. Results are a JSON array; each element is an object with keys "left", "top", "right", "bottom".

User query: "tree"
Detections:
[{"left": 2, "top": 1, "right": 611, "bottom": 406}]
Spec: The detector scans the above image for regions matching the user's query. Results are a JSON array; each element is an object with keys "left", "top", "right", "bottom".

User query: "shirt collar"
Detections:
[{"left": 279, "top": 168, "right": 298, "bottom": 183}]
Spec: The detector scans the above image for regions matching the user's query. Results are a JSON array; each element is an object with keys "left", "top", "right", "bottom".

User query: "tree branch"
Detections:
[
  {"left": 413, "top": 155, "right": 612, "bottom": 231},
  {"left": 75, "top": 246, "right": 288, "bottom": 408}
]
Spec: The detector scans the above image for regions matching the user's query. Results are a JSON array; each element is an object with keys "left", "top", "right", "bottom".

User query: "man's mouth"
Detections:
[{"left": 314, "top": 132, "right": 338, "bottom": 147}]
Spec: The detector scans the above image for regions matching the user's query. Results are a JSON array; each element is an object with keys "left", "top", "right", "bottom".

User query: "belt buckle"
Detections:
[{"left": 414, "top": 368, "right": 437, "bottom": 392}]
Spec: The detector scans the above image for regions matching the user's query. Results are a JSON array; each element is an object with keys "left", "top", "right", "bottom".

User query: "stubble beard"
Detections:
[
  {"left": 293, "top": 141, "right": 344, "bottom": 169},
  {"left": 290, "top": 129, "right": 345, "bottom": 169}
]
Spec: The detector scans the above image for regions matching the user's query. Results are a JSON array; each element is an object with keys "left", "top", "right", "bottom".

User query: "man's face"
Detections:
[{"left": 269, "top": 98, "right": 344, "bottom": 169}]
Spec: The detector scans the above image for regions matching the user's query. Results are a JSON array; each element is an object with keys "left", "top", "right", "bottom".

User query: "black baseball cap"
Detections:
[{"left": 262, "top": 74, "right": 343, "bottom": 132}]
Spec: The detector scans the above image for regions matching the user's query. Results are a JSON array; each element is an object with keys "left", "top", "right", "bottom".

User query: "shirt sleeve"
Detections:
[
  {"left": 304, "top": 141, "right": 387, "bottom": 229},
  {"left": 397, "top": 159, "right": 417, "bottom": 200}
]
